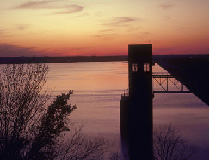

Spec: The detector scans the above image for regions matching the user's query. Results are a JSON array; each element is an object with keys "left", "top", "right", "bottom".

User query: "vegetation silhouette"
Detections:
[
  {"left": 0, "top": 63, "right": 110, "bottom": 160},
  {"left": 110, "top": 124, "right": 199, "bottom": 160},
  {"left": 153, "top": 124, "right": 199, "bottom": 160}
]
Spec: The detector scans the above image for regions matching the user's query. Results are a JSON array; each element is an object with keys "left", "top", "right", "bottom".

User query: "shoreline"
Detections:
[{"left": 0, "top": 56, "right": 128, "bottom": 64}]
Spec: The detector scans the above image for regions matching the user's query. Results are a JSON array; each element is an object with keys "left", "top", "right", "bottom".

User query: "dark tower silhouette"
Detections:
[{"left": 120, "top": 44, "right": 153, "bottom": 160}]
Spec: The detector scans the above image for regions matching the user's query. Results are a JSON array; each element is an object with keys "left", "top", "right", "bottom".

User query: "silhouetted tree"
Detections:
[
  {"left": 153, "top": 124, "right": 199, "bottom": 160},
  {"left": 0, "top": 64, "right": 110, "bottom": 160},
  {"left": 60, "top": 125, "right": 111, "bottom": 160},
  {"left": 110, "top": 124, "right": 199, "bottom": 160},
  {"left": 109, "top": 152, "right": 122, "bottom": 160}
]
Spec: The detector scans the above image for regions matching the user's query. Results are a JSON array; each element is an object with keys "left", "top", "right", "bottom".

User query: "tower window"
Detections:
[
  {"left": 132, "top": 63, "right": 138, "bottom": 72},
  {"left": 144, "top": 63, "right": 150, "bottom": 72}
]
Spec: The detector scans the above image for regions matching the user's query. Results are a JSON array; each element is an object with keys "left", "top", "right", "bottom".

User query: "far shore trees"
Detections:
[{"left": 0, "top": 63, "right": 110, "bottom": 160}]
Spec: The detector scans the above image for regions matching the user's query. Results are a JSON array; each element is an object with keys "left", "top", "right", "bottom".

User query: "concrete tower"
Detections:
[{"left": 120, "top": 44, "right": 153, "bottom": 160}]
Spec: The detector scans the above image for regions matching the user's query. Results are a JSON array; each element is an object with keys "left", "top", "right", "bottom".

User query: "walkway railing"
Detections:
[
  {"left": 121, "top": 89, "right": 129, "bottom": 97},
  {"left": 152, "top": 72, "right": 192, "bottom": 93}
]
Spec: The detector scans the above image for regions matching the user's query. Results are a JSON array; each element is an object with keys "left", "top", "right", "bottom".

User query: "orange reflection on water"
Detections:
[{"left": 45, "top": 62, "right": 128, "bottom": 94}]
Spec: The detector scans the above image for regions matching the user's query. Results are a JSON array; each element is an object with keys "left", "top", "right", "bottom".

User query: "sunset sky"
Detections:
[{"left": 1, "top": 0, "right": 209, "bottom": 57}]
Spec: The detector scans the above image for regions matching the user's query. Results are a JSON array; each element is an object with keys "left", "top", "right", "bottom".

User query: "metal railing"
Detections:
[{"left": 121, "top": 89, "right": 129, "bottom": 97}]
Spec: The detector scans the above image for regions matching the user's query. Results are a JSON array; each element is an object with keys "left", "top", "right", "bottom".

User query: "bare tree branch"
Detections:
[{"left": 153, "top": 124, "right": 199, "bottom": 160}]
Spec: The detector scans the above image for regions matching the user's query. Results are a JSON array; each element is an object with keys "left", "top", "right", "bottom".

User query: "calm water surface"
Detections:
[
  {"left": 45, "top": 62, "right": 209, "bottom": 158},
  {"left": 1, "top": 62, "right": 208, "bottom": 158}
]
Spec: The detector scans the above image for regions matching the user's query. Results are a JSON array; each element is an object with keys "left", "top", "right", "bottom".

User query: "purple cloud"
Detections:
[
  {"left": 159, "top": 3, "right": 173, "bottom": 9},
  {"left": 99, "top": 28, "right": 116, "bottom": 33},
  {"left": 14, "top": 1, "right": 84, "bottom": 14},
  {"left": 15, "top": 1, "right": 54, "bottom": 9},
  {"left": 0, "top": 30, "right": 12, "bottom": 37},
  {"left": 103, "top": 17, "right": 138, "bottom": 27},
  {"left": 15, "top": 24, "right": 29, "bottom": 31},
  {"left": 0, "top": 44, "right": 42, "bottom": 57},
  {"left": 0, "top": 30, "right": 5, "bottom": 35},
  {"left": 54, "top": 5, "right": 84, "bottom": 14},
  {"left": 93, "top": 34, "right": 115, "bottom": 38},
  {"left": 92, "top": 34, "right": 116, "bottom": 41}
]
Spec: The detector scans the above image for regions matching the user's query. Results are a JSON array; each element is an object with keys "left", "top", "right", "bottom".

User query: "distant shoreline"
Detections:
[
  {"left": 1, "top": 54, "right": 209, "bottom": 64},
  {"left": 0, "top": 56, "right": 128, "bottom": 64}
]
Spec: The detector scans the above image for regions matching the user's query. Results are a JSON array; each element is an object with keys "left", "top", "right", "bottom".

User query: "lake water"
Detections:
[
  {"left": 1, "top": 62, "right": 209, "bottom": 159},
  {"left": 44, "top": 62, "right": 209, "bottom": 159}
]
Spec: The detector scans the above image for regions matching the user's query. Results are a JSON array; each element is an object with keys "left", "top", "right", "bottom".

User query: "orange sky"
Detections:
[{"left": 0, "top": 0, "right": 209, "bottom": 57}]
